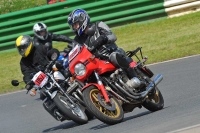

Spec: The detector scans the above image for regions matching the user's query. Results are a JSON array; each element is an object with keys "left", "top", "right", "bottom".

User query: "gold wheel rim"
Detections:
[{"left": 89, "top": 88, "right": 121, "bottom": 118}]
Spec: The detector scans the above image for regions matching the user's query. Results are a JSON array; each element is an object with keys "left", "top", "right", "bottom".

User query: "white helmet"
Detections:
[{"left": 33, "top": 22, "right": 48, "bottom": 40}]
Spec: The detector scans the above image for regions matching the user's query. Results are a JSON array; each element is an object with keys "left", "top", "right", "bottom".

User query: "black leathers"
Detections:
[
  {"left": 20, "top": 45, "right": 58, "bottom": 84},
  {"left": 74, "top": 21, "right": 137, "bottom": 79},
  {"left": 74, "top": 21, "right": 117, "bottom": 50},
  {"left": 33, "top": 32, "right": 74, "bottom": 50}
]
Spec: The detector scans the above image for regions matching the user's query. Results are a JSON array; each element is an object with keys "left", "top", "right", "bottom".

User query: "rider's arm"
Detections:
[
  {"left": 98, "top": 21, "right": 117, "bottom": 44},
  {"left": 20, "top": 59, "right": 35, "bottom": 84},
  {"left": 33, "top": 36, "right": 41, "bottom": 46},
  {"left": 91, "top": 21, "right": 117, "bottom": 50},
  {"left": 51, "top": 32, "right": 74, "bottom": 43}
]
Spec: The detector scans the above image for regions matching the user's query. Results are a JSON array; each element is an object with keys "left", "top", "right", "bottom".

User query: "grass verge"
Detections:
[{"left": 1, "top": 0, "right": 46, "bottom": 14}]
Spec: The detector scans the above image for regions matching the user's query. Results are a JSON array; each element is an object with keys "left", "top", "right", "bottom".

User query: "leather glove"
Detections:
[
  {"left": 68, "top": 41, "right": 79, "bottom": 49},
  {"left": 63, "top": 47, "right": 71, "bottom": 54},
  {"left": 25, "top": 81, "right": 34, "bottom": 91},
  {"left": 94, "top": 35, "right": 108, "bottom": 47},
  {"left": 88, "top": 35, "right": 108, "bottom": 51}
]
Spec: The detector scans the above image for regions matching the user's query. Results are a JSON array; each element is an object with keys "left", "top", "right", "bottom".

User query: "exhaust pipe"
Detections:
[
  {"left": 115, "top": 74, "right": 163, "bottom": 100},
  {"left": 141, "top": 74, "right": 163, "bottom": 97}
]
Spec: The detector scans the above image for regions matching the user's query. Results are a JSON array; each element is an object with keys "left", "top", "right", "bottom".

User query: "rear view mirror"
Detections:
[{"left": 11, "top": 80, "right": 19, "bottom": 86}]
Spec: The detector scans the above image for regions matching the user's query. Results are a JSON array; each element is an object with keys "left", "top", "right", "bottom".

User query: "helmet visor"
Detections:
[
  {"left": 36, "top": 29, "right": 47, "bottom": 37},
  {"left": 16, "top": 35, "right": 33, "bottom": 57},
  {"left": 72, "top": 22, "right": 80, "bottom": 31}
]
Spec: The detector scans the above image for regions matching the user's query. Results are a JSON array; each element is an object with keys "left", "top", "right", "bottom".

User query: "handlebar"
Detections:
[{"left": 93, "top": 45, "right": 111, "bottom": 58}]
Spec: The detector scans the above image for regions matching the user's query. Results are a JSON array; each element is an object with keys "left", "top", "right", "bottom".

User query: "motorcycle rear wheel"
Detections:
[
  {"left": 53, "top": 93, "right": 88, "bottom": 124},
  {"left": 82, "top": 86, "right": 124, "bottom": 125},
  {"left": 142, "top": 87, "right": 164, "bottom": 111}
]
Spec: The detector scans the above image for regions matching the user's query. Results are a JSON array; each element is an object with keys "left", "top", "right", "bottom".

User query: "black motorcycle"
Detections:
[{"left": 11, "top": 59, "right": 89, "bottom": 125}]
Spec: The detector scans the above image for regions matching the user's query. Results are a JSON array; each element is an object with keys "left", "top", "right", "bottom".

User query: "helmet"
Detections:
[
  {"left": 15, "top": 35, "right": 33, "bottom": 57},
  {"left": 33, "top": 22, "right": 48, "bottom": 40},
  {"left": 67, "top": 9, "right": 90, "bottom": 36}
]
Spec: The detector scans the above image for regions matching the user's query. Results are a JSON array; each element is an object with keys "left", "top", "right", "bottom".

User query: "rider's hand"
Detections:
[
  {"left": 68, "top": 41, "right": 79, "bottom": 49},
  {"left": 94, "top": 35, "right": 108, "bottom": 47},
  {"left": 25, "top": 81, "right": 34, "bottom": 91},
  {"left": 64, "top": 47, "right": 71, "bottom": 54},
  {"left": 88, "top": 35, "right": 108, "bottom": 52}
]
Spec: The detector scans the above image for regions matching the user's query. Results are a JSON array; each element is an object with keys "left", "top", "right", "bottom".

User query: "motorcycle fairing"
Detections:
[
  {"left": 96, "top": 60, "right": 116, "bottom": 75},
  {"left": 69, "top": 46, "right": 116, "bottom": 82},
  {"left": 68, "top": 45, "right": 81, "bottom": 62}
]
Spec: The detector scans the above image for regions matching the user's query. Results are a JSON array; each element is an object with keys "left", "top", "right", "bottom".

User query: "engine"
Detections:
[
  {"left": 110, "top": 69, "right": 141, "bottom": 90},
  {"left": 126, "top": 77, "right": 141, "bottom": 88}
]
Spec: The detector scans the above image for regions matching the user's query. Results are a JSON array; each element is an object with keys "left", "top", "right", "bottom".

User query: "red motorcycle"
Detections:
[{"left": 68, "top": 44, "right": 164, "bottom": 125}]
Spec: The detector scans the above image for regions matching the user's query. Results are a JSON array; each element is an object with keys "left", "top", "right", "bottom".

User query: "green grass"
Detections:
[
  {"left": 1, "top": 0, "right": 46, "bottom": 14},
  {"left": 1, "top": 11, "right": 200, "bottom": 94}
]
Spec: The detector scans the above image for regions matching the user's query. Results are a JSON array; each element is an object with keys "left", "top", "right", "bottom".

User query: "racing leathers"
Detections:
[
  {"left": 73, "top": 21, "right": 137, "bottom": 79},
  {"left": 20, "top": 45, "right": 59, "bottom": 84}
]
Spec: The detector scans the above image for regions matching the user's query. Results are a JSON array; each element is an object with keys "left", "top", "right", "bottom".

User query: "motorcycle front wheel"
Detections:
[
  {"left": 142, "top": 87, "right": 164, "bottom": 111},
  {"left": 53, "top": 93, "right": 88, "bottom": 124},
  {"left": 82, "top": 85, "right": 124, "bottom": 125}
]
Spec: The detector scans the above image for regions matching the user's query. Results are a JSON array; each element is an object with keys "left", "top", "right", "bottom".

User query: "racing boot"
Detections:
[
  {"left": 125, "top": 67, "right": 142, "bottom": 89},
  {"left": 126, "top": 67, "right": 137, "bottom": 79}
]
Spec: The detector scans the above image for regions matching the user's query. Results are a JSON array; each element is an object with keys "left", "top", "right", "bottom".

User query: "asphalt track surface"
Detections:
[{"left": 1, "top": 55, "right": 200, "bottom": 133}]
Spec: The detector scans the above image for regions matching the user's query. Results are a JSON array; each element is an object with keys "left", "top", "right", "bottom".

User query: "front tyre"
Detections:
[
  {"left": 142, "top": 87, "right": 164, "bottom": 111},
  {"left": 82, "top": 86, "right": 124, "bottom": 125},
  {"left": 53, "top": 93, "right": 88, "bottom": 124}
]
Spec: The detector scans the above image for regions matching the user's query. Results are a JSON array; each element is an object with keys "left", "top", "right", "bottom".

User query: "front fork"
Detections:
[{"left": 94, "top": 71, "right": 111, "bottom": 103}]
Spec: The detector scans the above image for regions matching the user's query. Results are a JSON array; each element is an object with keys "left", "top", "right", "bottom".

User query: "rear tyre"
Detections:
[
  {"left": 53, "top": 93, "right": 88, "bottom": 124},
  {"left": 142, "top": 87, "right": 164, "bottom": 111},
  {"left": 83, "top": 85, "right": 124, "bottom": 125}
]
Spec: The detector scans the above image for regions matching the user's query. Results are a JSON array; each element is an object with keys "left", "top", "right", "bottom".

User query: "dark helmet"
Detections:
[
  {"left": 33, "top": 22, "right": 48, "bottom": 40},
  {"left": 67, "top": 9, "right": 90, "bottom": 36},
  {"left": 15, "top": 35, "right": 33, "bottom": 57}
]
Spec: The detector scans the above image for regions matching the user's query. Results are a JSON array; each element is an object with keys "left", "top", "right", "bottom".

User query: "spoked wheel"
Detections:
[
  {"left": 142, "top": 87, "right": 164, "bottom": 111},
  {"left": 53, "top": 93, "right": 88, "bottom": 124},
  {"left": 82, "top": 86, "right": 124, "bottom": 125}
]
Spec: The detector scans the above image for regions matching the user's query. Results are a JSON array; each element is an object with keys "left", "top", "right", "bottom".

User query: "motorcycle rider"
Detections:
[
  {"left": 33, "top": 22, "right": 77, "bottom": 78},
  {"left": 67, "top": 9, "right": 138, "bottom": 79},
  {"left": 33, "top": 22, "right": 76, "bottom": 50},
  {"left": 15, "top": 35, "right": 85, "bottom": 121},
  {"left": 15, "top": 35, "right": 60, "bottom": 90}
]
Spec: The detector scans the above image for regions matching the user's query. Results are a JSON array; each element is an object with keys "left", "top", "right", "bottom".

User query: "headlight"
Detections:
[{"left": 74, "top": 63, "right": 86, "bottom": 76}]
